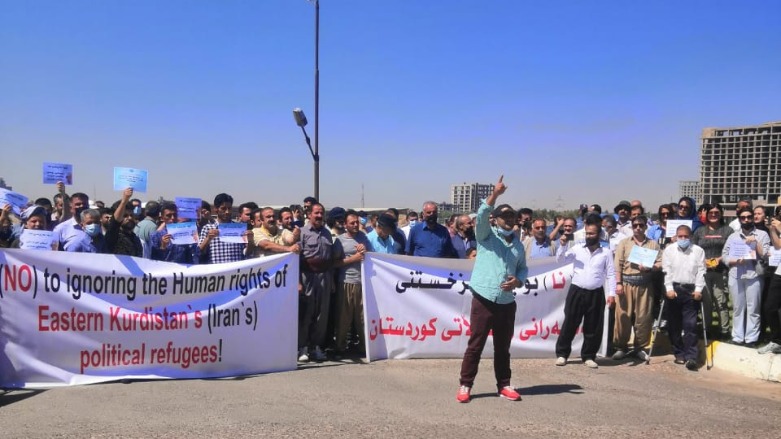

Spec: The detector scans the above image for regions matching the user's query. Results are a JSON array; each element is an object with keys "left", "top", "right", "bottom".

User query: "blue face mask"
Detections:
[
  {"left": 84, "top": 223, "right": 101, "bottom": 237},
  {"left": 359, "top": 217, "right": 367, "bottom": 226},
  {"left": 677, "top": 238, "right": 690, "bottom": 250},
  {"left": 408, "top": 220, "right": 418, "bottom": 227},
  {"left": 496, "top": 226, "right": 514, "bottom": 237}
]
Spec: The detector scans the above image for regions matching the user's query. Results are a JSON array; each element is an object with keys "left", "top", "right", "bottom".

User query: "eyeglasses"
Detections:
[
  {"left": 632, "top": 223, "right": 646, "bottom": 228},
  {"left": 678, "top": 204, "right": 690, "bottom": 210},
  {"left": 739, "top": 215, "right": 753, "bottom": 221},
  {"left": 660, "top": 212, "right": 670, "bottom": 217},
  {"left": 708, "top": 211, "right": 721, "bottom": 216}
]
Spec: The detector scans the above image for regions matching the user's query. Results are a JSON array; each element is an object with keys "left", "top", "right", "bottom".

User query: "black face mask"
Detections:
[
  {"left": 74, "top": 206, "right": 87, "bottom": 220},
  {"left": 0, "top": 227, "right": 12, "bottom": 241},
  {"left": 426, "top": 214, "right": 438, "bottom": 225},
  {"left": 741, "top": 222, "right": 754, "bottom": 231},
  {"left": 585, "top": 236, "right": 600, "bottom": 247}
]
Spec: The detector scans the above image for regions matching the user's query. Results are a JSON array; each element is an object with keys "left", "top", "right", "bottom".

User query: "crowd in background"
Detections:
[{"left": 2, "top": 183, "right": 781, "bottom": 364}]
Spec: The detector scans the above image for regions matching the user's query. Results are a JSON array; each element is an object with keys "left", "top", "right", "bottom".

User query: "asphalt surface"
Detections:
[{"left": 1, "top": 354, "right": 779, "bottom": 438}]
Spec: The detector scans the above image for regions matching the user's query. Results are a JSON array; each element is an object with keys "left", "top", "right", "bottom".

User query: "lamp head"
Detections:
[{"left": 293, "top": 108, "right": 308, "bottom": 127}]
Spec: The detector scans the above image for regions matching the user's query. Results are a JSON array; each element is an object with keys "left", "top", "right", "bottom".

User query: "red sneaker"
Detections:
[
  {"left": 498, "top": 386, "right": 521, "bottom": 401},
  {"left": 456, "top": 385, "right": 471, "bottom": 403}
]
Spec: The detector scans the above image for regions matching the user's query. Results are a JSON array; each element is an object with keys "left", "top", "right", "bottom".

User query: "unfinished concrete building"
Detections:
[{"left": 700, "top": 121, "right": 781, "bottom": 210}]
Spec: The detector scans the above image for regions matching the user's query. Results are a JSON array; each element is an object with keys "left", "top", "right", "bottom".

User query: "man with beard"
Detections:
[
  {"left": 456, "top": 175, "right": 527, "bottom": 403},
  {"left": 515, "top": 208, "right": 533, "bottom": 241},
  {"left": 247, "top": 207, "right": 301, "bottom": 258},
  {"left": 333, "top": 211, "right": 370, "bottom": 358},
  {"left": 451, "top": 214, "right": 477, "bottom": 259},
  {"left": 298, "top": 203, "right": 340, "bottom": 362},
  {"left": 722, "top": 206, "right": 770, "bottom": 346},
  {"left": 278, "top": 207, "right": 301, "bottom": 245},
  {"left": 327, "top": 207, "right": 347, "bottom": 239},
  {"left": 406, "top": 201, "right": 457, "bottom": 258},
  {"left": 612, "top": 215, "right": 662, "bottom": 361},
  {"left": 555, "top": 216, "right": 616, "bottom": 369},
  {"left": 150, "top": 202, "right": 200, "bottom": 264},
  {"left": 104, "top": 188, "right": 143, "bottom": 257}
]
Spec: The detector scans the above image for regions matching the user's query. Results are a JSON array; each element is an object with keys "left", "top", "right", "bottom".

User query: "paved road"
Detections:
[{"left": 2, "top": 355, "right": 779, "bottom": 438}]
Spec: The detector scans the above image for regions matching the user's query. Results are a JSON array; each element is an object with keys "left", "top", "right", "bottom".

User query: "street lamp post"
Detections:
[
  {"left": 293, "top": 0, "right": 320, "bottom": 201},
  {"left": 313, "top": 0, "right": 319, "bottom": 202}
]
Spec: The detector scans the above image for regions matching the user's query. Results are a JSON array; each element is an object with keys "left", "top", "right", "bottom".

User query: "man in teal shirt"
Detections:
[{"left": 457, "top": 175, "right": 528, "bottom": 403}]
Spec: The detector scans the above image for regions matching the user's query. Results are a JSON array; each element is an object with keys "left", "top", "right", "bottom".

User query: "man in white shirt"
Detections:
[
  {"left": 400, "top": 211, "right": 418, "bottom": 240},
  {"left": 554, "top": 216, "right": 617, "bottom": 369},
  {"left": 662, "top": 224, "right": 706, "bottom": 371}
]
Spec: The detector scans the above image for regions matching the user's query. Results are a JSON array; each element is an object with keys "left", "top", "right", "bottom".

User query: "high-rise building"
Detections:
[
  {"left": 700, "top": 121, "right": 781, "bottom": 207},
  {"left": 450, "top": 183, "right": 494, "bottom": 213},
  {"left": 679, "top": 180, "right": 701, "bottom": 205}
]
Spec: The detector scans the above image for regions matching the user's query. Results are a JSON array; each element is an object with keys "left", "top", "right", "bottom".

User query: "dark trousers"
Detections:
[
  {"left": 764, "top": 275, "right": 781, "bottom": 344},
  {"left": 667, "top": 283, "right": 699, "bottom": 361},
  {"left": 555, "top": 284, "right": 605, "bottom": 361},
  {"left": 459, "top": 294, "right": 516, "bottom": 389},
  {"left": 298, "top": 271, "right": 333, "bottom": 350}
]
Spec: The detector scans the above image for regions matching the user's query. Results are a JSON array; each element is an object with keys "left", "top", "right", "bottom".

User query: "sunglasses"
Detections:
[
  {"left": 632, "top": 223, "right": 646, "bottom": 228},
  {"left": 739, "top": 215, "right": 753, "bottom": 221}
]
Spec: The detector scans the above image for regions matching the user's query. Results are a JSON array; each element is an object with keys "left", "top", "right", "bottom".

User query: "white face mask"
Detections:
[{"left": 408, "top": 220, "right": 418, "bottom": 227}]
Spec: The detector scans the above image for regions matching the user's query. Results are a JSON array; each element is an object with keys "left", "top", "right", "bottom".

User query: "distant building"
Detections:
[
  {"left": 450, "top": 183, "right": 494, "bottom": 213},
  {"left": 679, "top": 180, "right": 701, "bottom": 205},
  {"left": 437, "top": 202, "right": 455, "bottom": 212},
  {"left": 700, "top": 121, "right": 781, "bottom": 208}
]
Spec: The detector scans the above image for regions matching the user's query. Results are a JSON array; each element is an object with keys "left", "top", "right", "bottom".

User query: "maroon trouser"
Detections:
[{"left": 459, "top": 293, "right": 517, "bottom": 389}]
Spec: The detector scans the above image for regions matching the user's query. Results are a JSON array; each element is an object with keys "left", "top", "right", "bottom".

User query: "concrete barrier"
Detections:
[{"left": 706, "top": 340, "right": 781, "bottom": 382}]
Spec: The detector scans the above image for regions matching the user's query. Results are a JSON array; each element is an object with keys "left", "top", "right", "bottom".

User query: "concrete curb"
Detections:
[{"left": 707, "top": 340, "right": 781, "bottom": 382}]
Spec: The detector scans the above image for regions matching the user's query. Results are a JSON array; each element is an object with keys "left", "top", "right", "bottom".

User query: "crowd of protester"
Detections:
[{"left": 2, "top": 182, "right": 781, "bottom": 370}]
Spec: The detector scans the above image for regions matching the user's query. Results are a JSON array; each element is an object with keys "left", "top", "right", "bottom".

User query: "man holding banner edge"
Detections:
[{"left": 457, "top": 175, "right": 528, "bottom": 403}]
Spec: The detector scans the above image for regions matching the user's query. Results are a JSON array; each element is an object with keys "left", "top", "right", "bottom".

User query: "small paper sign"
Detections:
[
  {"left": 113, "top": 167, "right": 148, "bottom": 192},
  {"left": 217, "top": 223, "right": 247, "bottom": 244},
  {"left": 175, "top": 197, "right": 201, "bottom": 220},
  {"left": 43, "top": 162, "right": 73, "bottom": 185}
]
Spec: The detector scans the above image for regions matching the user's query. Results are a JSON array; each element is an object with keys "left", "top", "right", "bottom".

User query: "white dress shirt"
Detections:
[
  {"left": 662, "top": 243, "right": 706, "bottom": 292},
  {"left": 556, "top": 242, "right": 617, "bottom": 296}
]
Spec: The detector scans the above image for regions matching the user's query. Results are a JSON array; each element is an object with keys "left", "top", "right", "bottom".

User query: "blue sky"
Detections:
[{"left": 2, "top": 0, "right": 779, "bottom": 212}]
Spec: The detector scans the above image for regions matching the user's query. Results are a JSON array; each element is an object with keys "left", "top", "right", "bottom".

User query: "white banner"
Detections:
[
  {"left": 0, "top": 249, "right": 298, "bottom": 389},
  {"left": 363, "top": 253, "right": 595, "bottom": 361}
]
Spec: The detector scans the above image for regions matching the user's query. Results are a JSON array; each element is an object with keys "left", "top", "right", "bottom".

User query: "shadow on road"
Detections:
[
  {"left": 468, "top": 383, "right": 584, "bottom": 400},
  {"left": 519, "top": 383, "right": 584, "bottom": 395},
  {"left": 0, "top": 389, "right": 46, "bottom": 408}
]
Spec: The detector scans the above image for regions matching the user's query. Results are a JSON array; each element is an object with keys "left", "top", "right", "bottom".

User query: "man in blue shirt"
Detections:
[
  {"left": 406, "top": 201, "right": 457, "bottom": 258},
  {"left": 457, "top": 175, "right": 527, "bottom": 403}
]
